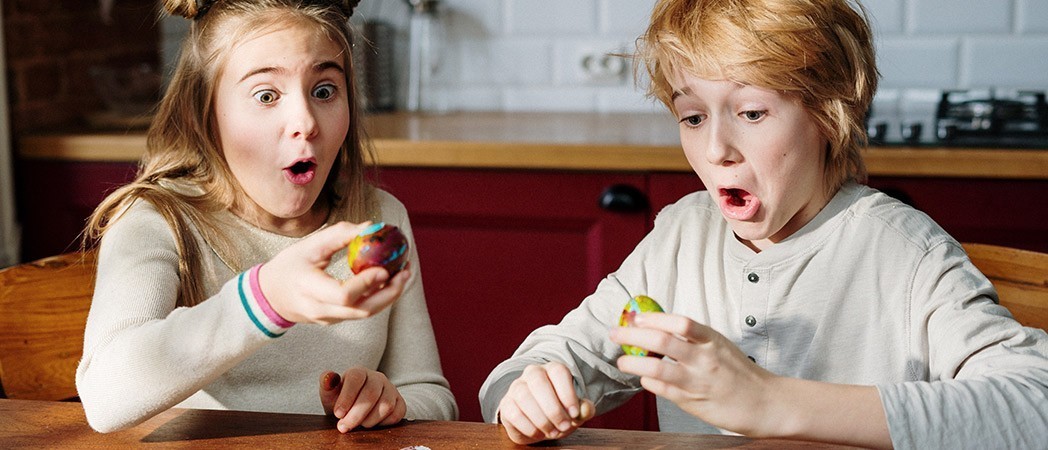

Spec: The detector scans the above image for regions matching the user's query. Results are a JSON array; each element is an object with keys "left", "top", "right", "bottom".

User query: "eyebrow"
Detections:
[
  {"left": 670, "top": 87, "right": 691, "bottom": 101},
  {"left": 238, "top": 60, "right": 345, "bottom": 83}
]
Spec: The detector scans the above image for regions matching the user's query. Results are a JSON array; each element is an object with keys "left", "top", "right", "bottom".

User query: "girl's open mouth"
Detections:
[
  {"left": 717, "top": 187, "right": 761, "bottom": 221},
  {"left": 283, "top": 159, "right": 317, "bottom": 185}
]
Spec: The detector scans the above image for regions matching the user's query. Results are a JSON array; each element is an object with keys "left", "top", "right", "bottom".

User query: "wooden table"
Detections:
[{"left": 0, "top": 399, "right": 861, "bottom": 449}]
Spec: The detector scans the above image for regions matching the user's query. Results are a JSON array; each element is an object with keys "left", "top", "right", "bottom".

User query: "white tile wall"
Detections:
[
  {"left": 507, "top": 0, "right": 598, "bottom": 35},
  {"left": 161, "top": 0, "right": 1048, "bottom": 115},
  {"left": 910, "top": 0, "right": 1013, "bottom": 34},
  {"left": 1019, "top": 0, "right": 1048, "bottom": 33}
]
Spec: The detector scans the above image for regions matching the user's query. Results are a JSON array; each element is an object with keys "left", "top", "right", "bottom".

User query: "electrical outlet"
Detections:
[{"left": 575, "top": 44, "right": 626, "bottom": 85}]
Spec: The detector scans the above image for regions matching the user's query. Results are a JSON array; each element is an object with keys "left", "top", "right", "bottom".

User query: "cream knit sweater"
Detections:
[{"left": 76, "top": 188, "right": 457, "bottom": 432}]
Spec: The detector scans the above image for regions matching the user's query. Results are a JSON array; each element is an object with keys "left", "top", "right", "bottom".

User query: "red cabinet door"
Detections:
[
  {"left": 648, "top": 172, "right": 706, "bottom": 224},
  {"left": 868, "top": 176, "right": 1048, "bottom": 253},
  {"left": 15, "top": 160, "right": 138, "bottom": 261},
  {"left": 376, "top": 167, "right": 657, "bottom": 430}
]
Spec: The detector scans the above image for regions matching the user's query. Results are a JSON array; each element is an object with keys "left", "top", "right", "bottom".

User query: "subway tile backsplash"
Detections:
[{"left": 161, "top": 0, "right": 1048, "bottom": 115}]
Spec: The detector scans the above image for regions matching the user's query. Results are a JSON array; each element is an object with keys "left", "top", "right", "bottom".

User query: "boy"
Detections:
[{"left": 479, "top": 0, "right": 1048, "bottom": 448}]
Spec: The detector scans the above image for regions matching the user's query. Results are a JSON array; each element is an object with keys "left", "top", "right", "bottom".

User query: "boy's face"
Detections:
[
  {"left": 669, "top": 70, "right": 832, "bottom": 251},
  {"left": 213, "top": 23, "right": 349, "bottom": 235}
]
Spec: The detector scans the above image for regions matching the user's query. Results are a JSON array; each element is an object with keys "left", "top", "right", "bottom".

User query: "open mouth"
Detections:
[
  {"left": 717, "top": 187, "right": 760, "bottom": 221},
  {"left": 283, "top": 159, "right": 317, "bottom": 185},
  {"left": 289, "top": 160, "right": 315, "bottom": 175},
  {"left": 724, "top": 188, "right": 747, "bottom": 207}
]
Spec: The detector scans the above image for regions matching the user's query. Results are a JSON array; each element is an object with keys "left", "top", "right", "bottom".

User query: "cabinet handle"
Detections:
[{"left": 599, "top": 184, "right": 649, "bottom": 214}]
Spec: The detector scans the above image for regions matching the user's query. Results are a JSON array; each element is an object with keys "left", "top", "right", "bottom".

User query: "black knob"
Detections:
[{"left": 598, "top": 184, "right": 649, "bottom": 213}]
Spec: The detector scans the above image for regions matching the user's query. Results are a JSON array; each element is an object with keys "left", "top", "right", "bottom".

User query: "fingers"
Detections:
[
  {"left": 332, "top": 368, "right": 367, "bottom": 427},
  {"left": 333, "top": 369, "right": 404, "bottom": 432},
  {"left": 319, "top": 371, "right": 343, "bottom": 416},
  {"left": 502, "top": 420, "right": 545, "bottom": 445},
  {"left": 574, "top": 399, "right": 596, "bottom": 424},
  {"left": 498, "top": 363, "right": 585, "bottom": 444},
  {"left": 378, "top": 396, "right": 406, "bottom": 427},
  {"left": 544, "top": 363, "right": 581, "bottom": 422},
  {"left": 610, "top": 312, "right": 710, "bottom": 361},
  {"left": 341, "top": 267, "right": 411, "bottom": 309},
  {"left": 301, "top": 221, "right": 371, "bottom": 266},
  {"left": 341, "top": 374, "right": 383, "bottom": 430}
]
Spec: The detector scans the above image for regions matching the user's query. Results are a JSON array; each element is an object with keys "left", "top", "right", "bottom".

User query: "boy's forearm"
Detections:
[{"left": 762, "top": 377, "right": 892, "bottom": 449}]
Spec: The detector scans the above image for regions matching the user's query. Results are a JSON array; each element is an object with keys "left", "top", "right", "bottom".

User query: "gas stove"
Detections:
[{"left": 867, "top": 89, "right": 1048, "bottom": 149}]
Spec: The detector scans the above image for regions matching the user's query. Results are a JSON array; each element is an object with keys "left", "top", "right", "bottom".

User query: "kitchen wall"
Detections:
[{"left": 186, "top": 0, "right": 1043, "bottom": 116}]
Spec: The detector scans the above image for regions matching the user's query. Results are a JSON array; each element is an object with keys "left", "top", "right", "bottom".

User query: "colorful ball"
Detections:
[
  {"left": 618, "top": 295, "right": 665, "bottom": 357},
  {"left": 347, "top": 222, "right": 409, "bottom": 277}
]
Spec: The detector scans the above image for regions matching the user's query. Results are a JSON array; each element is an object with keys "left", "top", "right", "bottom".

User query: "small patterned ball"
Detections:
[
  {"left": 347, "top": 222, "right": 409, "bottom": 276},
  {"left": 618, "top": 295, "right": 665, "bottom": 358}
]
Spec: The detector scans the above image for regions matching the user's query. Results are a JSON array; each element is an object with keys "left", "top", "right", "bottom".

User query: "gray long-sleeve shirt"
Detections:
[
  {"left": 77, "top": 187, "right": 457, "bottom": 432},
  {"left": 479, "top": 182, "right": 1048, "bottom": 449}
]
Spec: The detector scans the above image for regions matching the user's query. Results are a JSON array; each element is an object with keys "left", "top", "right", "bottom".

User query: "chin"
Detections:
[{"left": 729, "top": 223, "right": 775, "bottom": 243}]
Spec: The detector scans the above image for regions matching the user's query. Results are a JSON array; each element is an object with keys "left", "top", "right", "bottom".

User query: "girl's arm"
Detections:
[{"left": 76, "top": 201, "right": 280, "bottom": 432}]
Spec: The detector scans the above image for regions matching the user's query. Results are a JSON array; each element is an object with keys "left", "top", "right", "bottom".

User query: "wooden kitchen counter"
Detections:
[{"left": 17, "top": 111, "right": 1048, "bottom": 179}]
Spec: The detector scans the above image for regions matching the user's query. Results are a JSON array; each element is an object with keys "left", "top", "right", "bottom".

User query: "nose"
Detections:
[
  {"left": 286, "top": 95, "right": 318, "bottom": 140},
  {"left": 705, "top": 117, "right": 739, "bottom": 166}
]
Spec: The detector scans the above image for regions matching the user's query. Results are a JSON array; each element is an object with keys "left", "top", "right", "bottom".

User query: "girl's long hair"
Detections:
[{"left": 83, "top": 0, "right": 375, "bottom": 307}]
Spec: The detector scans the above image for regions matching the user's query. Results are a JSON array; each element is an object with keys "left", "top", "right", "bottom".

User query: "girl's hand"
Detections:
[
  {"left": 258, "top": 221, "right": 411, "bottom": 325},
  {"left": 609, "top": 312, "right": 780, "bottom": 437},
  {"left": 496, "top": 362, "right": 596, "bottom": 445},
  {"left": 318, "top": 368, "right": 407, "bottom": 432}
]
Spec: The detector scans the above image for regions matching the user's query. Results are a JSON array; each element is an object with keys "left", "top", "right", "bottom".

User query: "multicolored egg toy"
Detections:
[
  {"left": 618, "top": 295, "right": 665, "bottom": 357},
  {"left": 347, "top": 222, "right": 409, "bottom": 277}
]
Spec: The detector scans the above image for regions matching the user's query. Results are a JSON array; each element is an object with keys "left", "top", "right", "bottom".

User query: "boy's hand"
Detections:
[
  {"left": 609, "top": 312, "right": 779, "bottom": 436},
  {"left": 259, "top": 221, "right": 412, "bottom": 325},
  {"left": 497, "top": 362, "right": 596, "bottom": 444},
  {"left": 319, "top": 368, "right": 406, "bottom": 432}
]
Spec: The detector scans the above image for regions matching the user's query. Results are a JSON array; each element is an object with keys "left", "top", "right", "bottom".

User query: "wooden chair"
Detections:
[
  {"left": 962, "top": 242, "right": 1048, "bottom": 331},
  {"left": 0, "top": 251, "right": 96, "bottom": 400}
]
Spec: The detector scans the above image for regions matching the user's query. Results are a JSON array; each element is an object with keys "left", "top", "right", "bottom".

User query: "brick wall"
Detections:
[{"left": 3, "top": 0, "right": 160, "bottom": 135}]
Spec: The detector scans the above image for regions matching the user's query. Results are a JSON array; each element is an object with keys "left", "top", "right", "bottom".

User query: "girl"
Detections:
[
  {"left": 480, "top": 0, "right": 1048, "bottom": 448},
  {"left": 76, "top": 0, "right": 457, "bottom": 433}
]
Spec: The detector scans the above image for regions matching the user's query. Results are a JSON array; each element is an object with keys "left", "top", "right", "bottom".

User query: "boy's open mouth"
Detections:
[
  {"left": 717, "top": 187, "right": 761, "bottom": 221},
  {"left": 724, "top": 188, "right": 747, "bottom": 207}
]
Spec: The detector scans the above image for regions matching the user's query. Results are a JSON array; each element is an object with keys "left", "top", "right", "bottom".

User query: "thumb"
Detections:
[
  {"left": 303, "top": 221, "right": 370, "bottom": 266},
  {"left": 319, "top": 371, "right": 342, "bottom": 416},
  {"left": 571, "top": 399, "right": 596, "bottom": 425}
]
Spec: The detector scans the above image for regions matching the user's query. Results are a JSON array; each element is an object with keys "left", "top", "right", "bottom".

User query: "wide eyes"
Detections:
[
  {"left": 742, "top": 110, "right": 767, "bottom": 121},
  {"left": 313, "top": 84, "right": 336, "bottom": 100},
  {"left": 251, "top": 84, "right": 339, "bottom": 105},
  {"left": 679, "top": 115, "right": 704, "bottom": 127},
  {"left": 678, "top": 110, "right": 767, "bottom": 128},
  {"left": 253, "top": 89, "right": 278, "bottom": 104}
]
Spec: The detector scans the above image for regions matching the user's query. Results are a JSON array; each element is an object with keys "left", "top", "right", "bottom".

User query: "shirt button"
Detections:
[
  {"left": 745, "top": 315, "right": 757, "bottom": 327},
  {"left": 747, "top": 273, "right": 759, "bottom": 283}
]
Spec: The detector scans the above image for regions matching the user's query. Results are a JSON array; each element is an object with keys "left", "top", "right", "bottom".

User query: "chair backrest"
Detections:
[
  {"left": 962, "top": 242, "right": 1048, "bottom": 331},
  {"left": 0, "top": 251, "right": 96, "bottom": 400}
]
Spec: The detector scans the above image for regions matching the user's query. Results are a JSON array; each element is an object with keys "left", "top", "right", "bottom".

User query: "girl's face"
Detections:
[
  {"left": 214, "top": 23, "right": 349, "bottom": 236},
  {"left": 669, "top": 70, "right": 831, "bottom": 252}
]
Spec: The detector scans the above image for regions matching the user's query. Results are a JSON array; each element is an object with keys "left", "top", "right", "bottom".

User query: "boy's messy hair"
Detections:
[
  {"left": 84, "top": 0, "right": 373, "bottom": 307},
  {"left": 637, "top": 0, "right": 878, "bottom": 193}
]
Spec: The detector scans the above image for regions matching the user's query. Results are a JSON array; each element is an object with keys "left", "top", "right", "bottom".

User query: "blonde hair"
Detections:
[
  {"left": 637, "top": 0, "right": 878, "bottom": 194},
  {"left": 84, "top": 0, "right": 374, "bottom": 307}
]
